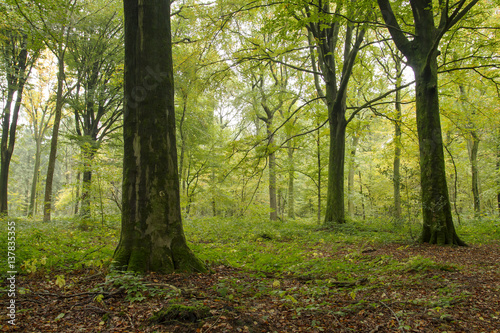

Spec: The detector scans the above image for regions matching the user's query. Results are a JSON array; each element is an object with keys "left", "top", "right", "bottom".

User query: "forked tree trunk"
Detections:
[{"left": 112, "top": 0, "right": 205, "bottom": 273}]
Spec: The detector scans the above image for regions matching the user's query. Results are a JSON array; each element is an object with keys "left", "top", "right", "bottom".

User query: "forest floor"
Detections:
[{"left": 1, "top": 218, "right": 500, "bottom": 332}]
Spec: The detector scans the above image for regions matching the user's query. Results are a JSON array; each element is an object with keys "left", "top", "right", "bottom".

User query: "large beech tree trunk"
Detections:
[
  {"left": 414, "top": 61, "right": 463, "bottom": 245},
  {"left": 324, "top": 97, "right": 347, "bottom": 225},
  {"left": 112, "top": 0, "right": 206, "bottom": 273},
  {"left": 377, "top": 0, "right": 474, "bottom": 245}
]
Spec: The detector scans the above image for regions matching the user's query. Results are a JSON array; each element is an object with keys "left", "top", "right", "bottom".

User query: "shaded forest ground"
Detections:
[{"left": 1, "top": 216, "right": 499, "bottom": 332}]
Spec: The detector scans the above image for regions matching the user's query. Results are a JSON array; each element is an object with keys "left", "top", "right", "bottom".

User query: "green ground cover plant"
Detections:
[{"left": 1, "top": 216, "right": 499, "bottom": 332}]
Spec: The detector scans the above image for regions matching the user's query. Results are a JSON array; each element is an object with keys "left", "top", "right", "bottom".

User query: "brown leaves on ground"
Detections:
[{"left": 1, "top": 243, "right": 499, "bottom": 333}]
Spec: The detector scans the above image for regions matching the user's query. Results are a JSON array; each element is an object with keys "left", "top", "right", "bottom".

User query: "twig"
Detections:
[
  {"left": 202, "top": 313, "right": 223, "bottom": 333},
  {"left": 379, "top": 301, "right": 405, "bottom": 332}
]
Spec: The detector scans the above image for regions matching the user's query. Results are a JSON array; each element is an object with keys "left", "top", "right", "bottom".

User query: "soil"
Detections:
[{"left": 1, "top": 243, "right": 499, "bottom": 332}]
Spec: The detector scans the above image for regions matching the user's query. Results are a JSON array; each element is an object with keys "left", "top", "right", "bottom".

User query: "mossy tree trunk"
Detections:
[
  {"left": 112, "top": 0, "right": 206, "bottom": 273},
  {"left": 377, "top": 0, "right": 477, "bottom": 245}
]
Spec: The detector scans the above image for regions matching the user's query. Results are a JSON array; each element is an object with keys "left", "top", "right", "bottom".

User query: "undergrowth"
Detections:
[{"left": 0, "top": 215, "right": 498, "bottom": 280}]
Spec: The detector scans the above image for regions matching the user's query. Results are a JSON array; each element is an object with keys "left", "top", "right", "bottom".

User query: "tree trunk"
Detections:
[
  {"left": 287, "top": 146, "right": 295, "bottom": 219},
  {"left": 316, "top": 124, "right": 321, "bottom": 224},
  {"left": 459, "top": 85, "right": 481, "bottom": 215},
  {"left": 324, "top": 101, "right": 347, "bottom": 225},
  {"left": 80, "top": 147, "right": 97, "bottom": 218},
  {"left": 268, "top": 125, "right": 278, "bottom": 221},
  {"left": 74, "top": 171, "right": 80, "bottom": 215},
  {"left": 413, "top": 61, "right": 464, "bottom": 245},
  {"left": 347, "top": 135, "right": 359, "bottom": 217},
  {"left": 112, "top": 0, "right": 205, "bottom": 273},
  {"left": 28, "top": 140, "right": 42, "bottom": 217},
  {"left": 377, "top": 0, "right": 472, "bottom": 246},
  {"left": 393, "top": 58, "right": 403, "bottom": 220},
  {"left": 467, "top": 137, "right": 480, "bottom": 214},
  {"left": 43, "top": 52, "right": 65, "bottom": 222}
]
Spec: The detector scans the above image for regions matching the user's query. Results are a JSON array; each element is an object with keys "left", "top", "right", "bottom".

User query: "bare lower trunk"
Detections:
[
  {"left": 112, "top": 0, "right": 205, "bottom": 273},
  {"left": 324, "top": 102, "right": 347, "bottom": 225},
  {"left": 414, "top": 63, "right": 464, "bottom": 246}
]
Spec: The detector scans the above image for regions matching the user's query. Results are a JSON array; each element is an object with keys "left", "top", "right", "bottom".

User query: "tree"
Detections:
[
  {"left": 376, "top": 0, "right": 479, "bottom": 245},
  {"left": 66, "top": 4, "right": 123, "bottom": 218},
  {"left": 23, "top": 63, "right": 55, "bottom": 217},
  {"left": 15, "top": 0, "right": 81, "bottom": 221},
  {"left": 0, "top": 4, "right": 40, "bottom": 215},
  {"left": 112, "top": 0, "right": 206, "bottom": 273}
]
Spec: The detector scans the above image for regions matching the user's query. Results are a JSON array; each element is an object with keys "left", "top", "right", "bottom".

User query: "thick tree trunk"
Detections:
[
  {"left": 413, "top": 61, "right": 465, "bottom": 245},
  {"left": 377, "top": 0, "right": 472, "bottom": 246},
  {"left": 324, "top": 101, "right": 347, "bottom": 225},
  {"left": 43, "top": 53, "right": 65, "bottom": 222},
  {"left": 112, "top": 0, "right": 205, "bottom": 273}
]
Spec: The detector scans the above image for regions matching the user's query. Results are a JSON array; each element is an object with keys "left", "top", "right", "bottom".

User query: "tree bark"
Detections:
[
  {"left": 112, "top": 0, "right": 206, "bottom": 273},
  {"left": 324, "top": 99, "right": 347, "bottom": 225},
  {"left": 414, "top": 61, "right": 463, "bottom": 245},
  {"left": 467, "top": 135, "right": 480, "bottom": 214}
]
